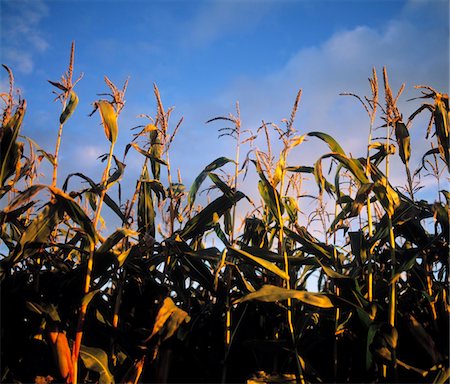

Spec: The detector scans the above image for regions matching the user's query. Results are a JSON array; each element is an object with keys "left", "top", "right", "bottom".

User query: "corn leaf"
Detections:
[
  {"left": 228, "top": 246, "right": 290, "bottom": 281},
  {"left": 180, "top": 191, "right": 245, "bottom": 240},
  {"left": 368, "top": 163, "right": 400, "bottom": 216},
  {"left": 128, "top": 143, "right": 167, "bottom": 166},
  {"left": 97, "top": 100, "right": 118, "bottom": 144},
  {"left": 188, "top": 157, "right": 234, "bottom": 206},
  {"left": 96, "top": 228, "right": 137, "bottom": 254},
  {"left": 146, "top": 297, "right": 190, "bottom": 342},
  {"left": 233, "top": 284, "right": 334, "bottom": 308},
  {"left": 307, "top": 131, "right": 346, "bottom": 155},
  {"left": 79, "top": 345, "right": 115, "bottom": 384}
]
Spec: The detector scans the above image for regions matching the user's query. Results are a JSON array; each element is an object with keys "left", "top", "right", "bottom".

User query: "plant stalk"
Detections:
[{"left": 72, "top": 141, "right": 115, "bottom": 383}]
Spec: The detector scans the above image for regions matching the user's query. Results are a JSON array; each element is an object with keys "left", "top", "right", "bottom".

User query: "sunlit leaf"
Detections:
[
  {"left": 79, "top": 345, "right": 115, "bottom": 384},
  {"left": 228, "top": 246, "right": 289, "bottom": 281},
  {"left": 233, "top": 284, "right": 334, "bottom": 308},
  {"left": 308, "top": 131, "right": 346, "bottom": 155},
  {"left": 97, "top": 100, "right": 118, "bottom": 144}
]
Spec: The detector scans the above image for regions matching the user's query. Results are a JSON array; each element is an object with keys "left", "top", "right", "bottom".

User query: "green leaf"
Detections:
[
  {"left": 285, "top": 226, "right": 334, "bottom": 261},
  {"left": 180, "top": 191, "right": 245, "bottom": 240},
  {"left": 188, "top": 157, "right": 234, "bottom": 206},
  {"left": 7, "top": 203, "right": 60, "bottom": 266},
  {"left": 128, "top": 143, "right": 168, "bottom": 166},
  {"left": 59, "top": 90, "right": 79, "bottom": 124},
  {"left": 106, "top": 155, "right": 126, "bottom": 188},
  {"left": 233, "top": 284, "right": 334, "bottom": 308},
  {"left": 368, "top": 163, "right": 400, "bottom": 216},
  {"left": 50, "top": 186, "right": 97, "bottom": 244},
  {"left": 228, "top": 246, "right": 290, "bottom": 281},
  {"left": 307, "top": 131, "right": 346, "bottom": 155},
  {"left": 97, "top": 228, "right": 137, "bottom": 254},
  {"left": 79, "top": 345, "right": 115, "bottom": 384}
]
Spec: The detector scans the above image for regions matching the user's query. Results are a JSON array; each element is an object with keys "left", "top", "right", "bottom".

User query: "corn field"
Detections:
[{"left": 0, "top": 44, "right": 449, "bottom": 384}]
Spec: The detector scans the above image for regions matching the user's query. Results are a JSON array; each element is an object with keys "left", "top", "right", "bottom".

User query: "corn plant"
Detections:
[{"left": 0, "top": 45, "right": 448, "bottom": 384}]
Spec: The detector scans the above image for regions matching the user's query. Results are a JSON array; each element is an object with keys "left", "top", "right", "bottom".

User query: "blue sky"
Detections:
[{"left": 1, "top": 0, "right": 449, "bottom": 233}]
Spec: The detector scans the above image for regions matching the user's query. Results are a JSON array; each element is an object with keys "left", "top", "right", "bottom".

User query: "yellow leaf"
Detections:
[
  {"left": 97, "top": 100, "right": 118, "bottom": 144},
  {"left": 146, "top": 297, "right": 190, "bottom": 342}
]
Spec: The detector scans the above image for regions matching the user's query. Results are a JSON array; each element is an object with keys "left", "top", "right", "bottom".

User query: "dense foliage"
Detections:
[{"left": 1, "top": 45, "right": 449, "bottom": 383}]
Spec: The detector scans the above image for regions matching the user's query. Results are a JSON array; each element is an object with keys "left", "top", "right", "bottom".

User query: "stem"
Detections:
[
  {"left": 166, "top": 150, "right": 175, "bottom": 236},
  {"left": 386, "top": 123, "right": 397, "bottom": 380},
  {"left": 222, "top": 114, "right": 241, "bottom": 383},
  {"left": 72, "top": 141, "right": 115, "bottom": 383},
  {"left": 333, "top": 202, "right": 340, "bottom": 382},
  {"left": 274, "top": 159, "right": 304, "bottom": 384},
  {"left": 52, "top": 116, "right": 65, "bottom": 188},
  {"left": 366, "top": 126, "right": 374, "bottom": 303}
]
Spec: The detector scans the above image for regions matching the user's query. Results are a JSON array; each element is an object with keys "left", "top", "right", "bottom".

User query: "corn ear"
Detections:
[
  {"left": 434, "top": 93, "right": 449, "bottom": 170},
  {"left": 394, "top": 121, "right": 410, "bottom": 166},
  {"left": 48, "top": 331, "right": 74, "bottom": 383},
  {"left": 0, "top": 99, "right": 26, "bottom": 186},
  {"left": 59, "top": 91, "right": 79, "bottom": 124}
]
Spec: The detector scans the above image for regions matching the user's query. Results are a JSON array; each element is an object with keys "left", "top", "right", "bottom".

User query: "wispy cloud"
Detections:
[
  {"left": 182, "top": 0, "right": 273, "bottom": 48},
  {"left": 174, "top": 0, "right": 448, "bottom": 212},
  {"left": 1, "top": 0, "right": 49, "bottom": 74}
]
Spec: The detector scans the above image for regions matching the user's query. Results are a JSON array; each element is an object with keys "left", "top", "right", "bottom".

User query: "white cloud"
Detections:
[
  {"left": 175, "top": 0, "right": 448, "bottom": 226},
  {"left": 1, "top": 0, "right": 49, "bottom": 74},
  {"left": 3, "top": 49, "right": 34, "bottom": 74},
  {"left": 183, "top": 0, "right": 273, "bottom": 48}
]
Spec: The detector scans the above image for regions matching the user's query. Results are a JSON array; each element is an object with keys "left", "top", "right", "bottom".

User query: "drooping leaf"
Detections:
[
  {"left": 49, "top": 186, "right": 97, "bottom": 244},
  {"left": 368, "top": 163, "right": 400, "bottom": 217},
  {"left": 233, "top": 284, "right": 334, "bottom": 308},
  {"left": 128, "top": 143, "right": 167, "bottom": 166},
  {"left": 106, "top": 155, "right": 126, "bottom": 187},
  {"left": 180, "top": 191, "right": 245, "bottom": 240},
  {"left": 188, "top": 157, "right": 234, "bottom": 206},
  {"left": 96, "top": 228, "right": 137, "bottom": 254},
  {"left": 96, "top": 100, "right": 118, "bottom": 144},
  {"left": 307, "top": 131, "right": 346, "bottom": 155},
  {"left": 145, "top": 297, "right": 190, "bottom": 342},
  {"left": 286, "top": 226, "right": 335, "bottom": 261},
  {"left": 7, "top": 203, "right": 60, "bottom": 266},
  {"left": 228, "top": 246, "right": 290, "bottom": 281}
]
